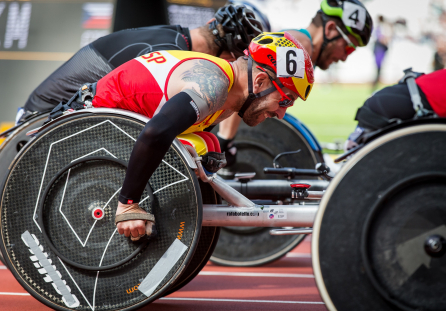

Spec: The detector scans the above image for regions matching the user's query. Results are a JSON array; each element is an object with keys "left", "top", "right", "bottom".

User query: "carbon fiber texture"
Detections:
[
  {"left": 42, "top": 158, "right": 153, "bottom": 268},
  {"left": 1, "top": 114, "right": 201, "bottom": 310},
  {"left": 164, "top": 181, "right": 220, "bottom": 295}
]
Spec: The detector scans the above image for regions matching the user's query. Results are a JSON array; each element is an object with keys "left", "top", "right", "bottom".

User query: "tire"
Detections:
[
  {"left": 0, "top": 113, "right": 48, "bottom": 186},
  {"left": 0, "top": 113, "right": 49, "bottom": 271}
]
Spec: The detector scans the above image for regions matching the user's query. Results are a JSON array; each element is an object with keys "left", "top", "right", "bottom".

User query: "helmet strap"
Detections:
[
  {"left": 315, "top": 14, "right": 342, "bottom": 67},
  {"left": 238, "top": 56, "right": 279, "bottom": 118},
  {"left": 209, "top": 21, "right": 226, "bottom": 57}
]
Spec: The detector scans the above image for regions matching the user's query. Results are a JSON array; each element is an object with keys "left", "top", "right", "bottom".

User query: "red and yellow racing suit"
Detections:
[{"left": 93, "top": 50, "right": 235, "bottom": 154}]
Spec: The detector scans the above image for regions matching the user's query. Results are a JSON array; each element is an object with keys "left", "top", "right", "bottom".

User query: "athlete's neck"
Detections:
[
  {"left": 223, "top": 59, "right": 248, "bottom": 112},
  {"left": 190, "top": 28, "right": 216, "bottom": 56},
  {"left": 307, "top": 24, "right": 323, "bottom": 62}
]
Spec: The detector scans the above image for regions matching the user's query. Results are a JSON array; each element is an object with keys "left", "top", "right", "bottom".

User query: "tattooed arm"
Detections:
[{"left": 179, "top": 59, "right": 230, "bottom": 119}]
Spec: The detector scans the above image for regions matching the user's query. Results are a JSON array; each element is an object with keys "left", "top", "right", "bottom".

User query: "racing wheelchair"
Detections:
[
  {"left": 0, "top": 107, "right": 444, "bottom": 310},
  {"left": 0, "top": 110, "right": 326, "bottom": 268}
]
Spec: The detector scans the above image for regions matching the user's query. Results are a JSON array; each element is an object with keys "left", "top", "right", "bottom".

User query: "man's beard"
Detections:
[
  {"left": 242, "top": 96, "right": 269, "bottom": 127},
  {"left": 317, "top": 41, "right": 336, "bottom": 70},
  {"left": 317, "top": 48, "right": 330, "bottom": 70}
]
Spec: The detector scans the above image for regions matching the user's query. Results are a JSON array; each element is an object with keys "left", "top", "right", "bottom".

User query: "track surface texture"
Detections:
[{"left": 0, "top": 236, "right": 327, "bottom": 311}]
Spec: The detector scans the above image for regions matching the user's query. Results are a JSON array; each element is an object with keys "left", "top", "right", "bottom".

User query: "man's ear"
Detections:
[
  {"left": 206, "top": 17, "right": 216, "bottom": 24},
  {"left": 252, "top": 71, "right": 269, "bottom": 93},
  {"left": 325, "top": 20, "right": 338, "bottom": 40}
]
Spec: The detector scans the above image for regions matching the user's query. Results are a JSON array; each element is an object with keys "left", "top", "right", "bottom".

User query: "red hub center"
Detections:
[{"left": 92, "top": 208, "right": 104, "bottom": 220}]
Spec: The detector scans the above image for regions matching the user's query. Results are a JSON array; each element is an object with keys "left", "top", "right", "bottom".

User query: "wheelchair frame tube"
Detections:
[
  {"left": 225, "top": 179, "right": 328, "bottom": 200},
  {"left": 185, "top": 145, "right": 321, "bottom": 227},
  {"left": 202, "top": 204, "right": 318, "bottom": 227}
]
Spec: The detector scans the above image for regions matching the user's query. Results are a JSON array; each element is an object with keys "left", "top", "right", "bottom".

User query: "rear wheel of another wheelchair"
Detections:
[{"left": 211, "top": 117, "right": 320, "bottom": 266}]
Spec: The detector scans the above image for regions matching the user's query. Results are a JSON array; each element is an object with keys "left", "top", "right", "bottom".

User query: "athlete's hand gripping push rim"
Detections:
[{"left": 115, "top": 202, "right": 156, "bottom": 241}]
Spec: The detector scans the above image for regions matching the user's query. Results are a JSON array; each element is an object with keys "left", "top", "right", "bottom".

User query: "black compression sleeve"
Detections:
[
  {"left": 364, "top": 83, "right": 432, "bottom": 120},
  {"left": 118, "top": 92, "right": 198, "bottom": 204}
]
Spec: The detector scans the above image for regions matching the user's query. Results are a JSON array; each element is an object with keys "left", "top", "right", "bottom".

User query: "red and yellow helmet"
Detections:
[{"left": 248, "top": 32, "right": 314, "bottom": 101}]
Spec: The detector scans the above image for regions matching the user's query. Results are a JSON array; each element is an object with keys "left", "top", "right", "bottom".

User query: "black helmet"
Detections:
[
  {"left": 210, "top": 4, "right": 263, "bottom": 57},
  {"left": 320, "top": 0, "right": 373, "bottom": 46},
  {"left": 228, "top": 0, "right": 271, "bottom": 32}
]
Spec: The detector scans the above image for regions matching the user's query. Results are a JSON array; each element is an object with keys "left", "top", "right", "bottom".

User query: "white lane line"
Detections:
[
  {"left": 198, "top": 271, "right": 314, "bottom": 278},
  {"left": 0, "top": 293, "right": 325, "bottom": 305},
  {"left": 160, "top": 297, "right": 324, "bottom": 304},
  {"left": 285, "top": 253, "right": 311, "bottom": 258},
  {"left": 0, "top": 266, "right": 7, "bottom": 269}
]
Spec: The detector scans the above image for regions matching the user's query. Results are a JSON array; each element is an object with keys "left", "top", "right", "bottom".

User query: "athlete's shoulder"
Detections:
[
  {"left": 179, "top": 58, "right": 230, "bottom": 114},
  {"left": 166, "top": 51, "right": 234, "bottom": 86}
]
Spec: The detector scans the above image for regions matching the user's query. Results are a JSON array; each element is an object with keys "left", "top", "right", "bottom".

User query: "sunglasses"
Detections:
[
  {"left": 256, "top": 65, "right": 294, "bottom": 108},
  {"left": 335, "top": 25, "right": 357, "bottom": 55}
]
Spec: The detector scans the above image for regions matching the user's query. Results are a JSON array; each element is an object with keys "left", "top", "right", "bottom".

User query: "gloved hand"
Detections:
[
  {"left": 216, "top": 133, "right": 237, "bottom": 167},
  {"left": 344, "top": 139, "right": 359, "bottom": 152},
  {"left": 202, "top": 151, "right": 227, "bottom": 173},
  {"left": 344, "top": 126, "right": 365, "bottom": 152}
]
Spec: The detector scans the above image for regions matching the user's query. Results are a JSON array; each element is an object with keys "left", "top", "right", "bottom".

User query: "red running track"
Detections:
[{"left": 0, "top": 236, "right": 327, "bottom": 311}]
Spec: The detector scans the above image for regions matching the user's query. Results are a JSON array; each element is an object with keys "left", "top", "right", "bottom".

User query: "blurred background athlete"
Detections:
[
  {"left": 216, "top": 0, "right": 374, "bottom": 167},
  {"left": 15, "top": 4, "right": 264, "bottom": 124}
]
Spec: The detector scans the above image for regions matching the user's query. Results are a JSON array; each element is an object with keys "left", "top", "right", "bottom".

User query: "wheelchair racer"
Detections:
[
  {"left": 345, "top": 68, "right": 446, "bottom": 150},
  {"left": 15, "top": 4, "right": 263, "bottom": 123},
  {"left": 216, "top": 0, "right": 374, "bottom": 166},
  {"left": 84, "top": 32, "right": 314, "bottom": 240}
]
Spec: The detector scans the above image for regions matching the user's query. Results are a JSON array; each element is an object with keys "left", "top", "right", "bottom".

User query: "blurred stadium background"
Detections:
[{"left": 0, "top": 0, "right": 445, "bottom": 145}]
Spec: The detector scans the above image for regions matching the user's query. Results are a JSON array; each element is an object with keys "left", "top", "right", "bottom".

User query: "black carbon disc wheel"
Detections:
[
  {"left": 0, "top": 113, "right": 48, "bottom": 271},
  {"left": 164, "top": 181, "right": 220, "bottom": 296},
  {"left": 0, "top": 113, "right": 48, "bottom": 186},
  {"left": 211, "top": 118, "right": 321, "bottom": 267},
  {"left": 312, "top": 122, "right": 446, "bottom": 311},
  {"left": 0, "top": 112, "right": 204, "bottom": 311}
]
